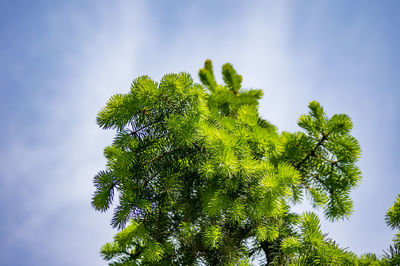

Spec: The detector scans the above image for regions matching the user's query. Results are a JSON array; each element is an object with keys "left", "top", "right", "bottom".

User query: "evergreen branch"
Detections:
[
  {"left": 144, "top": 148, "right": 178, "bottom": 165},
  {"left": 321, "top": 154, "right": 338, "bottom": 166},
  {"left": 295, "top": 132, "right": 328, "bottom": 170},
  {"left": 311, "top": 173, "right": 333, "bottom": 195},
  {"left": 311, "top": 174, "right": 326, "bottom": 188},
  {"left": 132, "top": 132, "right": 168, "bottom": 154},
  {"left": 127, "top": 246, "right": 143, "bottom": 260},
  {"left": 301, "top": 181, "right": 313, "bottom": 191},
  {"left": 130, "top": 120, "right": 163, "bottom": 136},
  {"left": 142, "top": 171, "right": 159, "bottom": 188},
  {"left": 193, "top": 142, "right": 204, "bottom": 152},
  {"left": 123, "top": 250, "right": 135, "bottom": 259},
  {"left": 142, "top": 146, "right": 198, "bottom": 188},
  {"left": 260, "top": 240, "right": 275, "bottom": 265}
]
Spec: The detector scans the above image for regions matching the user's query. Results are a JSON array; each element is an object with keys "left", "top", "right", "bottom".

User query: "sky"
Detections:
[{"left": 1, "top": 0, "right": 400, "bottom": 265}]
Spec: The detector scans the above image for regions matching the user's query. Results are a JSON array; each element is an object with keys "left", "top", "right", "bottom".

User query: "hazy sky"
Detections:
[{"left": 1, "top": 1, "right": 400, "bottom": 265}]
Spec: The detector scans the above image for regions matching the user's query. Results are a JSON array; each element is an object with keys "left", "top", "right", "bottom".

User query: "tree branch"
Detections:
[
  {"left": 295, "top": 132, "right": 328, "bottom": 170},
  {"left": 321, "top": 154, "right": 338, "bottom": 166},
  {"left": 141, "top": 171, "right": 159, "bottom": 188},
  {"left": 144, "top": 148, "right": 178, "bottom": 165},
  {"left": 130, "top": 119, "right": 163, "bottom": 136}
]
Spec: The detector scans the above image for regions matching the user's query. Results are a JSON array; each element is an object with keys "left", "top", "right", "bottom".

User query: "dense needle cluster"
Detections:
[{"left": 92, "top": 60, "right": 366, "bottom": 265}]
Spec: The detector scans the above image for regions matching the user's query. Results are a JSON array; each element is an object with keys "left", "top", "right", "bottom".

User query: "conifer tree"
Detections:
[
  {"left": 281, "top": 212, "right": 357, "bottom": 265},
  {"left": 354, "top": 194, "right": 400, "bottom": 265},
  {"left": 92, "top": 60, "right": 361, "bottom": 265},
  {"left": 381, "top": 194, "right": 400, "bottom": 265}
]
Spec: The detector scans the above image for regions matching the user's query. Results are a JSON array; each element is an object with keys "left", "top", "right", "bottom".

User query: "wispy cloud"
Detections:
[{"left": 1, "top": 1, "right": 152, "bottom": 264}]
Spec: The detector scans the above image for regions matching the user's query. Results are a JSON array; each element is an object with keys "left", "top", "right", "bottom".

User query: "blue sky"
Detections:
[{"left": 1, "top": 1, "right": 399, "bottom": 265}]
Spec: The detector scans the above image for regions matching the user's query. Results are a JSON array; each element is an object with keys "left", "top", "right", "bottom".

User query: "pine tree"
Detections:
[
  {"left": 381, "top": 194, "right": 400, "bottom": 265},
  {"left": 355, "top": 195, "right": 400, "bottom": 265},
  {"left": 92, "top": 60, "right": 361, "bottom": 265},
  {"left": 281, "top": 212, "right": 357, "bottom": 265}
]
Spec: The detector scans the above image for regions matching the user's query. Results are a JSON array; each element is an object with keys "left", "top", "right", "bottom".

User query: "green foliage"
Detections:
[
  {"left": 357, "top": 253, "right": 381, "bottom": 265},
  {"left": 382, "top": 245, "right": 400, "bottom": 265},
  {"left": 92, "top": 60, "right": 362, "bottom": 265},
  {"left": 286, "top": 100, "right": 361, "bottom": 221},
  {"left": 380, "top": 194, "right": 400, "bottom": 265},
  {"left": 222, "top": 63, "right": 242, "bottom": 95},
  {"left": 281, "top": 212, "right": 357, "bottom": 265},
  {"left": 356, "top": 195, "right": 400, "bottom": 265},
  {"left": 386, "top": 194, "right": 400, "bottom": 230}
]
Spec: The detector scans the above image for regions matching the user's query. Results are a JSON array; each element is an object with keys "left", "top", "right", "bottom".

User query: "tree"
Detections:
[
  {"left": 281, "top": 212, "right": 357, "bottom": 265},
  {"left": 92, "top": 60, "right": 361, "bottom": 265},
  {"left": 352, "top": 194, "right": 400, "bottom": 265},
  {"left": 381, "top": 194, "right": 400, "bottom": 265}
]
